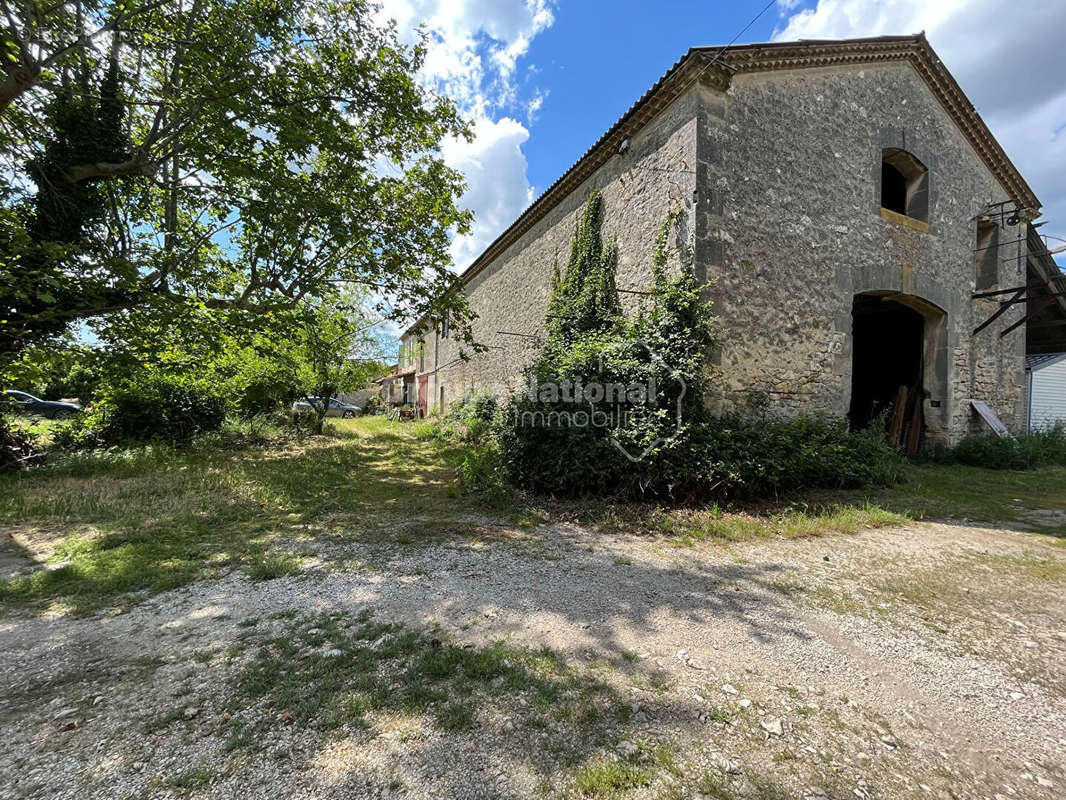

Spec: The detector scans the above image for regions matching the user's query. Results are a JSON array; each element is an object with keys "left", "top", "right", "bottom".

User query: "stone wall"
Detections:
[
  {"left": 698, "top": 62, "right": 1026, "bottom": 441},
  {"left": 406, "top": 60, "right": 1029, "bottom": 441},
  {"left": 415, "top": 83, "right": 704, "bottom": 414}
]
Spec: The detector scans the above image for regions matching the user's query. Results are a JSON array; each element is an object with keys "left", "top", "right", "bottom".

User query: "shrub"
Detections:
[
  {"left": 448, "top": 391, "right": 499, "bottom": 426},
  {"left": 934, "top": 425, "right": 1066, "bottom": 470},
  {"left": 0, "top": 415, "right": 39, "bottom": 471},
  {"left": 445, "top": 391, "right": 500, "bottom": 444},
  {"left": 455, "top": 442, "right": 518, "bottom": 510},
  {"left": 697, "top": 414, "right": 904, "bottom": 497},
  {"left": 1020, "top": 424, "right": 1066, "bottom": 467},
  {"left": 494, "top": 194, "right": 903, "bottom": 501},
  {"left": 54, "top": 373, "right": 226, "bottom": 448},
  {"left": 950, "top": 433, "right": 1029, "bottom": 470}
]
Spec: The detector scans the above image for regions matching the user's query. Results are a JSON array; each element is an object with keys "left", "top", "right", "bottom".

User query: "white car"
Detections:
[{"left": 291, "top": 397, "right": 362, "bottom": 418}]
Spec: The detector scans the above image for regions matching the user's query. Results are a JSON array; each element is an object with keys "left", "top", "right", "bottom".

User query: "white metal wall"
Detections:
[{"left": 1028, "top": 360, "right": 1066, "bottom": 430}]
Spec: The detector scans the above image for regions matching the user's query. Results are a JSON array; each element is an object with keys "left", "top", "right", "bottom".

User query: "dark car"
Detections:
[{"left": 3, "top": 390, "right": 81, "bottom": 419}]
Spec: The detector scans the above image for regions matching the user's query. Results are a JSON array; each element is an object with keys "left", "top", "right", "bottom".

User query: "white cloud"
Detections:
[
  {"left": 526, "top": 89, "right": 546, "bottom": 124},
  {"left": 774, "top": 0, "right": 1066, "bottom": 263},
  {"left": 443, "top": 117, "right": 534, "bottom": 268},
  {"left": 376, "top": 1, "right": 553, "bottom": 272}
]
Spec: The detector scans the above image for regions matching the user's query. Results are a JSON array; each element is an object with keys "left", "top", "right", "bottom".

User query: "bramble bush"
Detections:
[
  {"left": 697, "top": 414, "right": 904, "bottom": 496},
  {"left": 0, "top": 415, "right": 39, "bottom": 472},
  {"left": 924, "top": 424, "right": 1066, "bottom": 470},
  {"left": 53, "top": 373, "right": 226, "bottom": 448},
  {"left": 445, "top": 390, "right": 500, "bottom": 444}
]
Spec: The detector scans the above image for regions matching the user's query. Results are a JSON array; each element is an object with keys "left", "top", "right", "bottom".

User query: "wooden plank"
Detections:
[
  {"left": 886, "top": 386, "right": 908, "bottom": 445},
  {"left": 905, "top": 392, "right": 924, "bottom": 457}
]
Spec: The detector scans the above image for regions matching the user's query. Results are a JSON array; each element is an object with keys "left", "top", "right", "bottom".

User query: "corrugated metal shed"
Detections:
[
  {"left": 1026, "top": 353, "right": 1066, "bottom": 431},
  {"left": 1026, "top": 353, "right": 1066, "bottom": 372}
]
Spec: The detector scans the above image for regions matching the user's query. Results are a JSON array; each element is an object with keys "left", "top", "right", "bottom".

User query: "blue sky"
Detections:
[
  {"left": 519, "top": 1, "right": 783, "bottom": 193},
  {"left": 380, "top": 0, "right": 1065, "bottom": 272}
]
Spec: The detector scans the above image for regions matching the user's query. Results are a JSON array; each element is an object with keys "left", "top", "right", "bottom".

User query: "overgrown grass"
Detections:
[
  {"left": 246, "top": 553, "right": 303, "bottom": 582},
  {"left": 168, "top": 767, "right": 214, "bottom": 790},
  {"left": 3, "top": 416, "right": 1065, "bottom": 617},
  {"left": 0, "top": 417, "right": 477, "bottom": 614},
  {"left": 851, "top": 463, "right": 1066, "bottom": 538},
  {"left": 922, "top": 425, "right": 1066, "bottom": 470},
  {"left": 647, "top": 503, "right": 907, "bottom": 545}
]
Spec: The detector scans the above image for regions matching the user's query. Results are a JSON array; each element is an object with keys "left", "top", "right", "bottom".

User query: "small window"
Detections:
[
  {"left": 975, "top": 219, "right": 999, "bottom": 290},
  {"left": 439, "top": 385, "right": 445, "bottom": 413},
  {"left": 418, "top": 340, "right": 425, "bottom": 373},
  {"left": 881, "top": 148, "right": 929, "bottom": 222}
]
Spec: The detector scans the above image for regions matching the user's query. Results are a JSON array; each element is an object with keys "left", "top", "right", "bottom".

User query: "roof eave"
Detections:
[{"left": 403, "top": 34, "right": 1042, "bottom": 336}]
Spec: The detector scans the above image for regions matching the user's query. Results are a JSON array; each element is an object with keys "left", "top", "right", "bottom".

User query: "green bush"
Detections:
[
  {"left": 697, "top": 414, "right": 904, "bottom": 497},
  {"left": 54, "top": 373, "right": 226, "bottom": 448},
  {"left": 1020, "top": 424, "right": 1066, "bottom": 467},
  {"left": 455, "top": 442, "right": 518, "bottom": 510},
  {"left": 492, "top": 194, "right": 903, "bottom": 501},
  {"left": 444, "top": 391, "right": 500, "bottom": 444},
  {"left": 950, "top": 434, "right": 1029, "bottom": 469},
  {"left": 448, "top": 391, "right": 499, "bottom": 426},
  {"left": 932, "top": 425, "right": 1066, "bottom": 470}
]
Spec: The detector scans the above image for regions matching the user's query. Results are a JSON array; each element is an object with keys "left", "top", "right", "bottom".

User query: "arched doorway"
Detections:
[{"left": 848, "top": 292, "right": 945, "bottom": 451}]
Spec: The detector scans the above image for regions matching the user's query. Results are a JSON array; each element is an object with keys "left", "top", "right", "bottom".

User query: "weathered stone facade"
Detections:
[{"left": 405, "top": 36, "right": 1043, "bottom": 443}]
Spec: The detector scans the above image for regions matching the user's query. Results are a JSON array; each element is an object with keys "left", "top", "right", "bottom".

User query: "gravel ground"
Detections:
[{"left": 1, "top": 520, "right": 1064, "bottom": 799}]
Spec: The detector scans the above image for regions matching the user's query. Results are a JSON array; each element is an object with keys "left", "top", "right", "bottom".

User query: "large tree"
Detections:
[{"left": 0, "top": 0, "right": 474, "bottom": 361}]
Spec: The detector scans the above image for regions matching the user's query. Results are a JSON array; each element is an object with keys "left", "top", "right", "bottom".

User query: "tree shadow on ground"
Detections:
[{"left": 0, "top": 426, "right": 469, "bottom": 613}]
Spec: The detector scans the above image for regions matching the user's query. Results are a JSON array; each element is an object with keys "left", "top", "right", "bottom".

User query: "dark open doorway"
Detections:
[{"left": 848, "top": 294, "right": 925, "bottom": 446}]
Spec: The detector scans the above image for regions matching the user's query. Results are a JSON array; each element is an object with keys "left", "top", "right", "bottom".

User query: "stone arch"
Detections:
[{"left": 847, "top": 290, "right": 949, "bottom": 443}]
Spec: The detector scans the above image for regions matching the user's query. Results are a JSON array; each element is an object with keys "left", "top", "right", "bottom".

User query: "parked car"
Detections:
[
  {"left": 3, "top": 389, "right": 82, "bottom": 419},
  {"left": 291, "top": 397, "right": 362, "bottom": 418}
]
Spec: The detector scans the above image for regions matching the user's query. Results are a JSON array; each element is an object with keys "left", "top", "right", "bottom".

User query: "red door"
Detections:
[{"left": 417, "top": 375, "right": 428, "bottom": 418}]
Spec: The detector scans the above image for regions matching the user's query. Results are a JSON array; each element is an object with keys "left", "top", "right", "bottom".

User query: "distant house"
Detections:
[
  {"left": 1026, "top": 354, "right": 1066, "bottom": 431},
  {"left": 376, "top": 349, "right": 418, "bottom": 408}
]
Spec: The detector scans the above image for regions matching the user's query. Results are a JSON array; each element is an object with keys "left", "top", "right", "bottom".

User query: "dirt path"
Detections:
[{"left": 1, "top": 521, "right": 1064, "bottom": 800}]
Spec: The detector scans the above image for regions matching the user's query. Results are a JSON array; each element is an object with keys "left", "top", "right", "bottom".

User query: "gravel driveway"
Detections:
[{"left": 1, "top": 520, "right": 1063, "bottom": 799}]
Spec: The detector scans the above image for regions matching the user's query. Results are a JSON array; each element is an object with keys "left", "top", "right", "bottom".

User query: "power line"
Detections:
[{"left": 673, "top": 0, "right": 778, "bottom": 98}]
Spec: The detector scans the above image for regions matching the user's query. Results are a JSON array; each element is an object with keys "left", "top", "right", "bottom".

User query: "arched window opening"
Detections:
[{"left": 881, "top": 148, "right": 929, "bottom": 222}]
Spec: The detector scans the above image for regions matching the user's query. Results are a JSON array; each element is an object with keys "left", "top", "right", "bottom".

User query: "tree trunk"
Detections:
[{"left": 0, "top": 70, "right": 37, "bottom": 114}]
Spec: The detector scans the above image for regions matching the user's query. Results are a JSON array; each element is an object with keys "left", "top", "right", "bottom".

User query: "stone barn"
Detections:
[{"left": 402, "top": 34, "right": 1066, "bottom": 443}]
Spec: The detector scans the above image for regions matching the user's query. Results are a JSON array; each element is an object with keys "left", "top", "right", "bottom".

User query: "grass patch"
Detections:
[
  {"left": 573, "top": 759, "right": 651, "bottom": 798},
  {"left": 695, "top": 770, "right": 736, "bottom": 799},
  {"left": 246, "top": 553, "right": 302, "bottom": 582},
  {"left": 168, "top": 767, "right": 214, "bottom": 790},
  {"left": 652, "top": 502, "right": 906, "bottom": 546},
  {"left": 4, "top": 415, "right": 1065, "bottom": 617},
  {"left": 225, "top": 610, "right": 621, "bottom": 752},
  {"left": 842, "top": 463, "right": 1066, "bottom": 537},
  {"left": 0, "top": 418, "right": 491, "bottom": 614}
]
